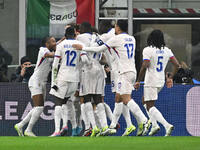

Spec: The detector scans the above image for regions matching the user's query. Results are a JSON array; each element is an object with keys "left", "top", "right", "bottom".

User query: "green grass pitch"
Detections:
[{"left": 0, "top": 136, "right": 199, "bottom": 150}]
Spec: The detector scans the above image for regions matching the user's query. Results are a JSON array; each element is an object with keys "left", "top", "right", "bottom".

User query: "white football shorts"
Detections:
[
  {"left": 79, "top": 69, "right": 105, "bottom": 96},
  {"left": 144, "top": 86, "right": 163, "bottom": 101},
  {"left": 49, "top": 80, "right": 78, "bottom": 99},
  {"left": 116, "top": 71, "right": 136, "bottom": 95},
  {"left": 110, "top": 69, "right": 120, "bottom": 93},
  {"left": 28, "top": 78, "right": 46, "bottom": 98}
]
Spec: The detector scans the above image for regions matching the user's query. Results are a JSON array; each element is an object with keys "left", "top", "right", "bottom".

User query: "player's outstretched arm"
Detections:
[
  {"left": 80, "top": 51, "right": 91, "bottom": 65},
  {"left": 56, "top": 37, "right": 66, "bottom": 45},
  {"left": 51, "top": 56, "right": 60, "bottom": 85},
  {"left": 134, "top": 60, "right": 150, "bottom": 90},
  {"left": 72, "top": 44, "right": 107, "bottom": 53},
  {"left": 83, "top": 44, "right": 107, "bottom": 53},
  {"left": 72, "top": 44, "right": 83, "bottom": 50},
  {"left": 170, "top": 56, "right": 181, "bottom": 77},
  {"left": 44, "top": 52, "right": 55, "bottom": 58}
]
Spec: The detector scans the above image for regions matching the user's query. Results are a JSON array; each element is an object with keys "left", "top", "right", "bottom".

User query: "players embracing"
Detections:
[
  {"left": 49, "top": 26, "right": 89, "bottom": 136},
  {"left": 14, "top": 20, "right": 180, "bottom": 137},
  {"left": 14, "top": 36, "right": 56, "bottom": 137},
  {"left": 73, "top": 20, "right": 151, "bottom": 136}
]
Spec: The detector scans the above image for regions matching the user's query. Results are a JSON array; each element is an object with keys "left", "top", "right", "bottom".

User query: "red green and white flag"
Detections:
[{"left": 27, "top": 0, "right": 95, "bottom": 38}]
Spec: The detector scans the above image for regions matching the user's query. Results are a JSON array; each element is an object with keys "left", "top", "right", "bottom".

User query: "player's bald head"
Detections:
[
  {"left": 41, "top": 36, "right": 56, "bottom": 50},
  {"left": 41, "top": 36, "right": 54, "bottom": 47}
]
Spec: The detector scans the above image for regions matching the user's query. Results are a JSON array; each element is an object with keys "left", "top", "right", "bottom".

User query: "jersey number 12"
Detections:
[{"left": 65, "top": 50, "right": 77, "bottom": 66}]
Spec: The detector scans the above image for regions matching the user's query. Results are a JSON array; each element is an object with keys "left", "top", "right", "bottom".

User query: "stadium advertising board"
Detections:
[{"left": 0, "top": 83, "right": 199, "bottom": 136}]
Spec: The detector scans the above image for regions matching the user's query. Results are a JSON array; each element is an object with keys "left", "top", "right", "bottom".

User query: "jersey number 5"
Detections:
[
  {"left": 65, "top": 50, "right": 77, "bottom": 66},
  {"left": 124, "top": 43, "right": 134, "bottom": 59},
  {"left": 156, "top": 56, "right": 163, "bottom": 72}
]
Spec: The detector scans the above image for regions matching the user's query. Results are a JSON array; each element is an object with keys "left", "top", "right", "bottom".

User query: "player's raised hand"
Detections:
[
  {"left": 134, "top": 82, "right": 140, "bottom": 90},
  {"left": 72, "top": 44, "right": 83, "bottom": 50},
  {"left": 166, "top": 78, "right": 173, "bottom": 88}
]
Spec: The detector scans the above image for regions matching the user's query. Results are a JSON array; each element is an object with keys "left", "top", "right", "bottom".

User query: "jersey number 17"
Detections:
[{"left": 124, "top": 43, "right": 134, "bottom": 59}]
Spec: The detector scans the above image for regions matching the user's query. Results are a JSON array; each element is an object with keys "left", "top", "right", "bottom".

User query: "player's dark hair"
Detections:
[
  {"left": 80, "top": 22, "right": 92, "bottom": 34},
  {"left": 74, "top": 24, "right": 80, "bottom": 33},
  {"left": 147, "top": 29, "right": 166, "bottom": 49},
  {"left": 91, "top": 26, "right": 98, "bottom": 34},
  {"left": 98, "top": 20, "right": 113, "bottom": 34},
  {"left": 65, "top": 26, "right": 75, "bottom": 39},
  {"left": 41, "top": 36, "right": 53, "bottom": 47},
  {"left": 116, "top": 20, "right": 128, "bottom": 32},
  {"left": 67, "top": 23, "right": 76, "bottom": 28}
]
